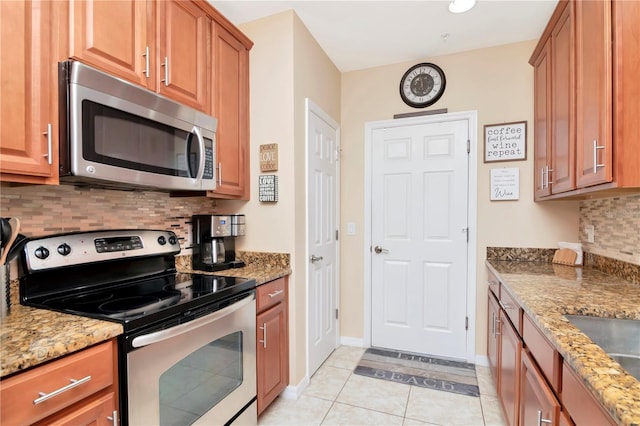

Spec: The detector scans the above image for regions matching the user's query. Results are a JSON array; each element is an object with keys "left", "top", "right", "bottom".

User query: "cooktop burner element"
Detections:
[{"left": 18, "top": 229, "right": 256, "bottom": 332}]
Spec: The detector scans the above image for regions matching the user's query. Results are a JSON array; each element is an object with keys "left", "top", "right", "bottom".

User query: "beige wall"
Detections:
[
  {"left": 339, "top": 40, "right": 581, "bottom": 356},
  {"left": 218, "top": 10, "right": 341, "bottom": 385}
]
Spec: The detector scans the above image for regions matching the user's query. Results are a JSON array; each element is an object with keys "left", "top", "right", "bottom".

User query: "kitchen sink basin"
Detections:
[{"left": 565, "top": 315, "right": 640, "bottom": 381}]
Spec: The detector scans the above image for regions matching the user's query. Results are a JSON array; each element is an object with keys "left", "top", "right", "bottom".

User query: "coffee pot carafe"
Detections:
[{"left": 192, "top": 214, "right": 245, "bottom": 271}]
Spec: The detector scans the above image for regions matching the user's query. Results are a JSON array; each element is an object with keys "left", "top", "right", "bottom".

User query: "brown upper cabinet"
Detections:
[
  {"left": 2, "top": 0, "right": 253, "bottom": 198},
  {"left": 210, "top": 23, "right": 251, "bottom": 199},
  {"left": 530, "top": 0, "right": 640, "bottom": 200},
  {"left": 0, "top": 0, "right": 61, "bottom": 184},
  {"left": 70, "top": 0, "right": 211, "bottom": 113}
]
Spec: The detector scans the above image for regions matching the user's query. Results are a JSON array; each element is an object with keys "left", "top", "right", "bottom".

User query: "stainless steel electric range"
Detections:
[{"left": 19, "top": 229, "right": 257, "bottom": 426}]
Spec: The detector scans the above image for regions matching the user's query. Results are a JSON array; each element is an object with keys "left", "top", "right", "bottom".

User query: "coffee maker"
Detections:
[{"left": 192, "top": 214, "right": 246, "bottom": 271}]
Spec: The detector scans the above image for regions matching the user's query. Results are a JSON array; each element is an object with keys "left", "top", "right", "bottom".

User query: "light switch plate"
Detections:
[{"left": 347, "top": 222, "right": 356, "bottom": 235}]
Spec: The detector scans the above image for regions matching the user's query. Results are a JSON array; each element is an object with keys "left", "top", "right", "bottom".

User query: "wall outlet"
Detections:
[{"left": 585, "top": 225, "right": 595, "bottom": 243}]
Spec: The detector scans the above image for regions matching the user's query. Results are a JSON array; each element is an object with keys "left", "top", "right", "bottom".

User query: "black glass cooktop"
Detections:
[{"left": 26, "top": 272, "right": 256, "bottom": 331}]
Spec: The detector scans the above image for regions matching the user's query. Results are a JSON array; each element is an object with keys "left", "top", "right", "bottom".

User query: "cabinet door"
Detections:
[
  {"left": 499, "top": 314, "right": 522, "bottom": 426},
  {"left": 210, "top": 23, "right": 250, "bottom": 199},
  {"left": 533, "top": 38, "right": 552, "bottom": 199},
  {"left": 158, "top": 0, "right": 210, "bottom": 113},
  {"left": 520, "top": 349, "right": 560, "bottom": 426},
  {"left": 575, "top": 0, "right": 612, "bottom": 187},
  {"left": 257, "top": 302, "right": 288, "bottom": 415},
  {"left": 550, "top": 1, "right": 575, "bottom": 194},
  {"left": 70, "top": 0, "right": 154, "bottom": 90},
  {"left": 0, "top": 0, "right": 56, "bottom": 182},
  {"left": 487, "top": 293, "right": 501, "bottom": 385}
]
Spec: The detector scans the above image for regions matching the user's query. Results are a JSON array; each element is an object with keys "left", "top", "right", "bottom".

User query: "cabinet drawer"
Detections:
[
  {"left": 499, "top": 286, "right": 522, "bottom": 335},
  {"left": 523, "top": 314, "right": 562, "bottom": 392},
  {"left": 0, "top": 340, "right": 114, "bottom": 426},
  {"left": 257, "top": 277, "right": 286, "bottom": 312},
  {"left": 561, "top": 363, "right": 615, "bottom": 426}
]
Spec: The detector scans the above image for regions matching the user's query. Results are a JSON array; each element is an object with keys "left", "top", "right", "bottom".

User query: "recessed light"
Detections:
[{"left": 449, "top": 0, "right": 477, "bottom": 14}]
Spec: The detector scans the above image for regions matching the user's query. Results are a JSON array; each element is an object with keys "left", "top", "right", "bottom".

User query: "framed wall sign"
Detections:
[
  {"left": 490, "top": 168, "right": 520, "bottom": 201},
  {"left": 259, "top": 144, "right": 278, "bottom": 171},
  {"left": 484, "top": 121, "right": 527, "bottom": 162},
  {"left": 258, "top": 175, "right": 278, "bottom": 202}
]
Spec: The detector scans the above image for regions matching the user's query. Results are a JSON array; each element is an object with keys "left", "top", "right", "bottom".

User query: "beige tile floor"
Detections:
[{"left": 259, "top": 346, "right": 507, "bottom": 426}]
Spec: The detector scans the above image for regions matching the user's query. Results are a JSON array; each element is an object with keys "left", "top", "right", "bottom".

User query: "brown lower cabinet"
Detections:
[
  {"left": 256, "top": 277, "right": 289, "bottom": 415},
  {"left": 0, "top": 339, "right": 118, "bottom": 426},
  {"left": 487, "top": 268, "right": 616, "bottom": 426},
  {"left": 500, "top": 314, "right": 522, "bottom": 426},
  {"left": 520, "top": 349, "right": 560, "bottom": 426}
]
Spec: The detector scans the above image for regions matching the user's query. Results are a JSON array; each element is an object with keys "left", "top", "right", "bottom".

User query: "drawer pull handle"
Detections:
[
  {"left": 268, "top": 289, "right": 284, "bottom": 298},
  {"left": 33, "top": 375, "right": 92, "bottom": 405},
  {"left": 107, "top": 410, "right": 118, "bottom": 426},
  {"left": 537, "top": 410, "right": 553, "bottom": 425},
  {"left": 259, "top": 323, "right": 267, "bottom": 348},
  {"left": 498, "top": 300, "right": 513, "bottom": 311},
  {"left": 593, "top": 140, "right": 605, "bottom": 174},
  {"left": 161, "top": 57, "right": 169, "bottom": 86},
  {"left": 494, "top": 318, "right": 501, "bottom": 336}
]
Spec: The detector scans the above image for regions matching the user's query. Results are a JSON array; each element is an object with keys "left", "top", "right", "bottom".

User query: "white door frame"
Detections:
[
  {"left": 305, "top": 98, "right": 341, "bottom": 377},
  {"left": 363, "top": 110, "right": 478, "bottom": 363}
]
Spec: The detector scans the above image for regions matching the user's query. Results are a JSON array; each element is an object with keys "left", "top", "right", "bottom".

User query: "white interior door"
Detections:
[
  {"left": 371, "top": 118, "right": 470, "bottom": 360},
  {"left": 306, "top": 99, "right": 340, "bottom": 376}
]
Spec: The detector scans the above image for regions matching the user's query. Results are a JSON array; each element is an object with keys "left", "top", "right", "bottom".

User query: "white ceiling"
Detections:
[{"left": 209, "top": 0, "right": 559, "bottom": 72}]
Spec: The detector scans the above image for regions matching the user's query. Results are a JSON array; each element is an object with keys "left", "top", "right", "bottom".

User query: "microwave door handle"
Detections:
[{"left": 192, "top": 126, "right": 205, "bottom": 186}]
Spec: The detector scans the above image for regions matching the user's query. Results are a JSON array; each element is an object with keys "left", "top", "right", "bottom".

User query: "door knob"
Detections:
[
  {"left": 310, "top": 255, "right": 323, "bottom": 263},
  {"left": 374, "top": 246, "right": 388, "bottom": 254}
]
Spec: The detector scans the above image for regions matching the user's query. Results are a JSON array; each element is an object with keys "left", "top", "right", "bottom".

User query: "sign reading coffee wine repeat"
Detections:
[{"left": 484, "top": 121, "right": 527, "bottom": 163}]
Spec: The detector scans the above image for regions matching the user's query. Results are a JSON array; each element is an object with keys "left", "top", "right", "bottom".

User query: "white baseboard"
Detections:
[
  {"left": 339, "top": 336, "right": 365, "bottom": 347},
  {"left": 281, "top": 375, "right": 309, "bottom": 400},
  {"left": 474, "top": 355, "right": 489, "bottom": 367}
]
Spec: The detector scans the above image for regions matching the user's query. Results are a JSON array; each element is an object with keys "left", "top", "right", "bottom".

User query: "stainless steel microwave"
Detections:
[{"left": 58, "top": 60, "right": 217, "bottom": 192}]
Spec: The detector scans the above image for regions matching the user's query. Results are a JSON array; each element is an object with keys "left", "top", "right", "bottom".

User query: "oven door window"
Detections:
[
  {"left": 158, "top": 331, "right": 243, "bottom": 425},
  {"left": 82, "top": 100, "right": 212, "bottom": 178}
]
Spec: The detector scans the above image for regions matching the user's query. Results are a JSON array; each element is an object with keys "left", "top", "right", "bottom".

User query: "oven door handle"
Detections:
[{"left": 131, "top": 293, "right": 254, "bottom": 348}]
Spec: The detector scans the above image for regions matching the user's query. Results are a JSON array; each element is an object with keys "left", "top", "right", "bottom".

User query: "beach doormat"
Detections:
[{"left": 353, "top": 348, "right": 480, "bottom": 397}]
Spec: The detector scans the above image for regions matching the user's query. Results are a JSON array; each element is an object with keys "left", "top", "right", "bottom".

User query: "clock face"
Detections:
[{"left": 399, "top": 63, "right": 446, "bottom": 108}]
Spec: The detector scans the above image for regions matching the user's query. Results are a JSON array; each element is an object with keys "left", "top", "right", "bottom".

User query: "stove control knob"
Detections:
[
  {"left": 157, "top": 236, "right": 167, "bottom": 245},
  {"left": 57, "top": 243, "right": 72, "bottom": 256},
  {"left": 168, "top": 236, "right": 177, "bottom": 245},
  {"left": 34, "top": 246, "right": 50, "bottom": 260}
]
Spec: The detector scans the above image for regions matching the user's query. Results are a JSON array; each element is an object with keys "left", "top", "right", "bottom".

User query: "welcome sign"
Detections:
[{"left": 483, "top": 121, "right": 527, "bottom": 163}]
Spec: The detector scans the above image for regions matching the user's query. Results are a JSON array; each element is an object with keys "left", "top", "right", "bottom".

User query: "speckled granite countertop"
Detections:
[
  {"left": 486, "top": 260, "right": 640, "bottom": 426},
  {"left": 1, "top": 251, "right": 290, "bottom": 380},
  {"left": 175, "top": 251, "right": 292, "bottom": 285},
  {"left": 0, "top": 301, "right": 122, "bottom": 378}
]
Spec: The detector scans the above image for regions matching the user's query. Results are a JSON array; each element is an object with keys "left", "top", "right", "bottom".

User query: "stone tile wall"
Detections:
[
  {"left": 0, "top": 184, "right": 220, "bottom": 249},
  {"left": 579, "top": 194, "right": 640, "bottom": 266}
]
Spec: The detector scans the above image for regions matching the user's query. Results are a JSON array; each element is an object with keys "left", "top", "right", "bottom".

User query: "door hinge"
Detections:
[
  {"left": 336, "top": 229, "right": 339, "bottom": 241},
  {"left": 465, "top": 316, "right": 469, "bottom": 331},
  {"left": 466, "top": 139, "right": 470, "bottom": 154},
  {"left": 335, "top": 308, "right": 339, "bottom": 320}
]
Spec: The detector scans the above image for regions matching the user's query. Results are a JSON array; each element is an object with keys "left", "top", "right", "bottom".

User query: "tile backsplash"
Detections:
[
  {"left": 579, "top": 193, "right": 640, "bottom": 266},
  {"left": 0, "top": 184, "right": 219, "bottom": 248}
]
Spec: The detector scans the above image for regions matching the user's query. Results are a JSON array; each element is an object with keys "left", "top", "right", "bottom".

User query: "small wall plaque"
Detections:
[
  {"left": 260, "top": 144, "right": 279, "bottom": 172},
  {"left": 484, "top": 121, "right": 527, "bottom": 162},
  {"left": 258, "top": 175, "right": 278, "bottom": 202},
  {"left": 490, "top": 168, "right": 520, "bottom": 201}
]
